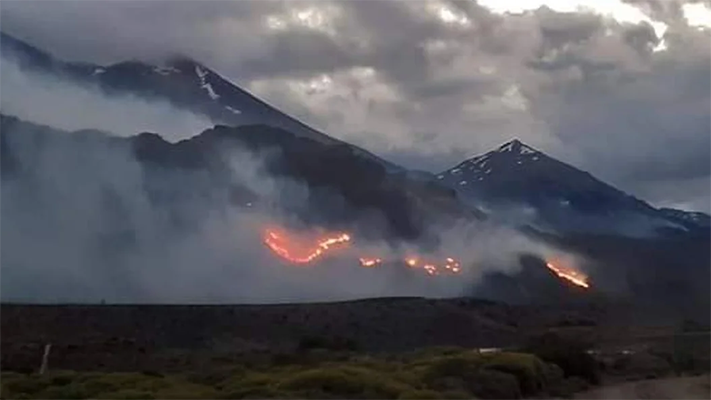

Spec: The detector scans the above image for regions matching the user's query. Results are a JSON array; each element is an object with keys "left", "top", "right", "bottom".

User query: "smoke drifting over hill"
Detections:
[
  {"left": 0, "top": 55, "right": 212, "bottom": 141},
  {"left": 0, "top": 109, "right": 564, "bottom": 304}
]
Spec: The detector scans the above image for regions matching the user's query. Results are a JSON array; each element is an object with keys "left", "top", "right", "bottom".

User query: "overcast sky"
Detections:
[{"left": 1, "top": 0, "right": 710, "bottom": 212}]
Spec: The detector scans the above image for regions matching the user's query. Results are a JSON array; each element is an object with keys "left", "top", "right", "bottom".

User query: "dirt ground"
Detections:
[{"left": 575, "top": 374, "right": 711, "bottom": 399}]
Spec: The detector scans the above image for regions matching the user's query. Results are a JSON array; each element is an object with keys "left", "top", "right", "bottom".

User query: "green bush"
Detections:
[
  {"left": 3, "top": 374, "right": 53, "bottom": 397},
  {"left": 438, "top": 390, "right": 471, "bottom": 399},
  {"left": 397, "top": 389, "right": 443, "bottom": 399},
  {"left": 419, "top": 352, "right": 484, "bottom": 390},
  {"left": 277, "top": 366, "right": 410, "bottom": 398},
  {"left": 480, "top": 352, "right": 547, "bottom": 396},
  {"left": 297, "top": 335, "right": 360, "bottom": 352},
  {"left": 548, "top": 377, "right": 590, "bottom": 398},
  {"left": 185, "top": 366, "right": 248, "bottom": 388},
  {"left": 99, "top": 389, "right": 156, "bottom": 399},
  {"left": 222, "top": 385, "right": 288, "bottom": 399},
  {"left": 220, "top": 372, "right": 279, "bottom": 398},
  {"left": 155, "top": 384, "right": 218, "bottom": 400},
  {"left": 0, "top": 345, "right": 593, "bottom": 399},
  {"left": 466, "top": 369, "right": 521, "bottom": 399},
  {"left": 522, "top": 332, "right": 600, "bottom": 384},
  {"left": 414, "top": 351, "right": 516, "bottom": 400},
  {"left": 38, "top": 382, "right": 93, "bottom": 399}
]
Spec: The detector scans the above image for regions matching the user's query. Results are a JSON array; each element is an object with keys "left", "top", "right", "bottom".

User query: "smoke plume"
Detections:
[
  {"left": 0, "top": 64, "right": 569, "bottom": 304},
  {"left": 0, "top": 55, "right": 212, "bottom": 141}
]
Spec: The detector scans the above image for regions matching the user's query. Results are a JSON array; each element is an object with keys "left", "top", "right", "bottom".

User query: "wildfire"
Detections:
[
  {"left": 359, "top": 257, "right": 382, "bottom": 267},
  {"left": 546, "top": 261, "right": 590, "bottom": 289},
  {"left": 263, "top": 227, "right": 351, "bottom": 264},
  {"left": 261, "top": 227, "right": 462, "bottom": 277},
  {"left": 261, "top": 225, "right": 587, "bottom": 289},
  {"left": 410, "top": 256, "right": 462, "bottom": 276}
]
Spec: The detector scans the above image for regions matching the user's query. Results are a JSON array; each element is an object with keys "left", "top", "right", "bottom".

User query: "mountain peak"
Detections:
[{"left": 496, "top": 139, "right": 538, "bottom": 155}]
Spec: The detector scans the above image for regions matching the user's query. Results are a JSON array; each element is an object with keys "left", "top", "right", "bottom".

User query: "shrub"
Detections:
[
  {"left": 397, "top": 389, "right": 443, "bottom": 399},
  {"left": 100, "top": 389, "right": 156, "bottom": 399},
  {"left": 3, "top": 374, "right": 53, "bottom": 397},
  {"left": 277, "top": 366, "right": 409, "bottom": 398},
  {"left": 438, "top": 390, "right": 471, "bottom": 399},
  {"left": 612, "top": 352, "right": 672, "bottom": 380},
  {"left": 154, "top": 382, "right": 219, "bottom": 399},
  {"left": 480, "top": 352, "right": 546, "bottom": 396},
  {"left": 418, "top": 353, "right": 484, "bottom": 391},
  {"left": 297, "top": 335, "right": 360, "bottom": 352},
  {"left": 548, "top": 377, "right": 590, "bottom": 398},
  {"left": 466, "top": 369, "right": 521, "bottom": 399},
  {"left": 522, "top": 332, "right": 600, "bottom": 384},
  {"left": 38, "top": 382, "right": 93, "bottom": 399},
  {"left": 222, "top": 385, "right": 288, "bottom": 399},
  {"left": 220, "top": 372, "right": 278, "bottom": 397},
  {"left": 184, "top": 366, "right": 248, "bottom": 388}
]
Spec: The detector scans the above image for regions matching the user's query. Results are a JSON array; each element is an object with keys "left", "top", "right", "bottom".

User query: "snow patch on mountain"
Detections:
[
  {"left": 195, "top": 65, "right": 220, "bottom": 100},
  {"left": 438, "top": 139, "right": 702, "bottom": 238},
  {"left": 154, "top": 66, "right": 179, "bottom": 76},
  {"left": 225, "top": 105, "right": 241, "bottom": 115}
]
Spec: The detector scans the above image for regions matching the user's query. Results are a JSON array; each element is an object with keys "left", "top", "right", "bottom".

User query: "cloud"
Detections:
[{"left": 1, "top": 0, "right": 709, "bottom": 213}]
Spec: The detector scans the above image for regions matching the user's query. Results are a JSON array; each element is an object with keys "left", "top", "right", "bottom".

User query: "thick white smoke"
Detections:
[
  {"left": 0, "top": 55, "right": 213, "bottom": 141},
  {"left": 0, "top": 62, "right": 569, "bottom": 304},
  {"left": 2, "top": 116, "right": 571, "bottom": 304}
]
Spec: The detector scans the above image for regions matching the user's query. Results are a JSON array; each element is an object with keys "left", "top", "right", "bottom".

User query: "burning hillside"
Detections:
[
  {"left": 262, "top": 226, "right": 462, "bottom": 277},
  {"left": 261, "top": 225, "right": 590, "bottom": 288},
  {"left": 546, "top": 261, "right": 590, "bottom": 288},
  {"left": 263, "top": 227, "right": 351, "bottom": 264}
]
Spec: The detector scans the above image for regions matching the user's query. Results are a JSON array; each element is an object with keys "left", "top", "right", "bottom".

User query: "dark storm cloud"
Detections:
[{"left": 1, "top": 0, "right": 709, "bottom": 211}]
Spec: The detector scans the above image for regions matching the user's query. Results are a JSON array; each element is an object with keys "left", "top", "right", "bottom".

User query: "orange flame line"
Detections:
[
  {"left": 546, "top": 262, "right": 590, "bottom": 289},
  {"left": 263, "top": 229, "right": 351, "bottom": 264}
]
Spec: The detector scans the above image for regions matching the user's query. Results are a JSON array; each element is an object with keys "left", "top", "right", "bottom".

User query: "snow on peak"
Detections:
[
  {"left": 195, "top": 65, "right": 208, "bottom": 79},
  {"left": 92, "top": 68, "right": 105, "bottom": 75},
  {"left": 195, "top": 65, "right": 220, "bottom": 100},
  {"left": 496, "top": 139, "right": 537, "bottom": 155},
  {"left": 225, "top": 105, "right": 241, "bottom": 115},
  {"left": 154, "top": 65, "right": 179, "bottom": 76}
]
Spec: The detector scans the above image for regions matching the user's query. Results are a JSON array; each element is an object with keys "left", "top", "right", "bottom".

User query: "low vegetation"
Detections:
[{"left": 1, "top": 346, "right": 601, "bottom": 399}]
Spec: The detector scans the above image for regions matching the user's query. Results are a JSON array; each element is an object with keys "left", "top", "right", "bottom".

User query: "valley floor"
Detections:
[{"left": 575, "top": 374, "right": 711, "bottom": 399}]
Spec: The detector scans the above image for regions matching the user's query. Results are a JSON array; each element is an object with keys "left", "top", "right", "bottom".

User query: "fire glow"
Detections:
[
  {"left": 261, "top": 226, "right": 590, "bottom": 288},
  {"left": 263, "top": 227, "right": 351, "bottom": 264},
  {"left": 546, "top": 262, "right": 590, "bottom": 289},
  {"left": 261, "top": 226, "right": 461, "bottom": 276}
]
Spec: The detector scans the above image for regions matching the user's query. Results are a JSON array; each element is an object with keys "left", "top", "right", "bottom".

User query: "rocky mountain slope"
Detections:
[{"left": 437, "top": 139, "right": 708, "bottom": 238}]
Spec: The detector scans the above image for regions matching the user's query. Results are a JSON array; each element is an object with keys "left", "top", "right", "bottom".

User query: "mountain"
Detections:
[
  {"left": 437, "top": 139, "right": 709, "bottom": 237},
  {"left": 658, "top": 207, "right": 711, "bottom": 229},
  {"left": 0, "top": 32, "right": 401, "bottom": 172}
]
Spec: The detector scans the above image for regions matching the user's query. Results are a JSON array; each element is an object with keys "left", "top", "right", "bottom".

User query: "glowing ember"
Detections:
[
  {"left": 263, "top": 227, "right": 351, "bottom": 264},
  {"left": 262, "top": 225, "right": 593, "bottom": 290},
  {"left": 359, "top": 257, "right": 382, "bottom": 267},
  {"left": 546, "top": 262, "right": 590, "bottom": 289},
  {"left": 262, "top": 226, "right": 463, "bottom": 277}
]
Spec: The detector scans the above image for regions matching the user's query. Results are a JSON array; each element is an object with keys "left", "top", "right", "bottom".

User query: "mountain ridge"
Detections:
[
  {"left": 2, "top": 31, "right": 706, "bottom": 238},
  {"left": 437, "top": 138, "right": 708, "bottom": 237},
  {"left": 0, "top": 31, "right": 402, "bottom": 173}
]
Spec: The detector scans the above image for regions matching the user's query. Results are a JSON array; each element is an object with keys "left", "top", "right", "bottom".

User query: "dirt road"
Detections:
[{"left": 575, "top": 374, "right": 710, "bottom": 399}]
